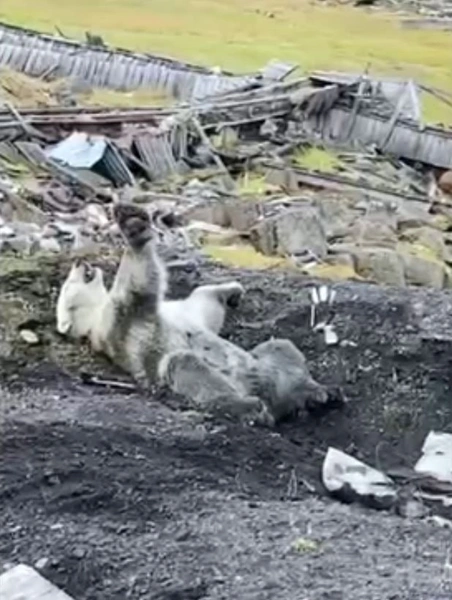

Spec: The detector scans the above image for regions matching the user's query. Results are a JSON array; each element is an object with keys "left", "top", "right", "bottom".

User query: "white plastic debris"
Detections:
[
  {"left": 39, "top": 237, "right": 61, "bottom": 253},
  {"left": 85, "top": 203, "right": 109, "bottom": 228},
  {"left": 310, "top": 287, "right": 320, "bottom": 306},
  {"left": 414, "top": 431, "right": 452, "bottom": 484},
  {"left": 313, "top": 322, "right": 339, "bottom": 346},
  {"left": 0, "top": 225, "right": 15, "bottom": 238},
  {"left": 34, "top": 557, "right": 49, "bottom": 570},
  {"left": 19, "top": 330, "right": 39, "bottom": 345},
  {"left": 322, "top": 447, "right": 397, "bottom": 509},
  {"left": 318, "top": 284, "right": 329, "bottom": 303},
  {"left": 0, "top": 564, "right": 74, "bottom": 600},
  {"left": 323, "top": 324, "right": 339, "bottom": 346}
]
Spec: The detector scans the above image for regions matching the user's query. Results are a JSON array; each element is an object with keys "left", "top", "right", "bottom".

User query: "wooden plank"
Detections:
[{"left": 0, "top": 564, "right": 74, "bottom": 600}]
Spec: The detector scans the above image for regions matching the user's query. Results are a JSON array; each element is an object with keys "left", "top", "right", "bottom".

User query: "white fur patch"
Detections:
[{"left": 56, "top": 262, "right": 108, "bottom": 338}]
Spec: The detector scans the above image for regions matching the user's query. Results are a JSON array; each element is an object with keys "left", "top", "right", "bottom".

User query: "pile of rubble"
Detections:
[
  {"left": 1, "top": 21, "right": 452, "bottom": 289},
  {"left": 331, "top": 0, "right": 452, "bottom": 28},
  {"left": 324, "top": 431, "right": 452, "bottom": 523}
]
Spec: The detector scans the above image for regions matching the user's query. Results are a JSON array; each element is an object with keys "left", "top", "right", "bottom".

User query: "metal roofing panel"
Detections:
[{"left": 46, "top": 132, "right": 107, "bottom": 168}]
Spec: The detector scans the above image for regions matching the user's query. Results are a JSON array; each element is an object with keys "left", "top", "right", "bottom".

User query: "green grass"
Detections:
[
  {"left": 85, "top": 87, "right": 173, "bottom": 108},
  {"left": 203, "top": 244, "right": 290, "bottom": 269},
  {"left": 236, "top": 172, "right": 278, "bottom": 196},
  {"left": 293, "top": 147, "right": 342, "bottom": 173},
  {"left": 1, "top": 0, "right": 452, "bottom": 123}
]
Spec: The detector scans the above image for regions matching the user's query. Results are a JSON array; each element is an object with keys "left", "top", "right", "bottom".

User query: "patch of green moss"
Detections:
[
  {"left": 306, "top": 262, "right": 360, "bottom": 281},
  {"left": 397, "top": 241, "right": 443, "bottom": 263},
  {"left": 0, "top": 254, "right": 44, "bottom": 277},
  {"left": 292, "top": 538, "right": 320, "bottom": 553},
  {"left": 237, "top": 172, "right": 280, "bottom": 197},
  {"left": 293, "top": 147, "right": 343, "bottom": 173},
  {"left": 203, "top": 243, "right": 290, "bottom": 269}
]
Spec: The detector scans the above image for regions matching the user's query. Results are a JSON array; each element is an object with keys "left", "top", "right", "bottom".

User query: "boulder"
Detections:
[
  {"left": 345, "top": 214, "right": 398, "bottom": 249},
  {"left": 313, "top": 195, "right": 358, "bottom": 240},
  {"left": 400, "top": 252, "right": 446, "bottom": 288},
  {"left": 249, "top": 206, "right": 328, "bottom": 258},
  {"left": 399, "top": 226, "right": 446, "bottom": 260},
  {"left": 353, "top": 247, "right": 405, "bottom": 286},
  {"left": 438, "top": 170, "right": 452, "bottom": 195}
]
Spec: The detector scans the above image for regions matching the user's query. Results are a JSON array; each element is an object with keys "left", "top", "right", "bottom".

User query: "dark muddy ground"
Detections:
[{"left": 1, "top": 262, "right": 452, "bottom": 599}]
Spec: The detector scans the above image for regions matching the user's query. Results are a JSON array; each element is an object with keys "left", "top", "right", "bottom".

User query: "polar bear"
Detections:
[{"left": 56, "top": 202, "right": 333, "bottom": 425}]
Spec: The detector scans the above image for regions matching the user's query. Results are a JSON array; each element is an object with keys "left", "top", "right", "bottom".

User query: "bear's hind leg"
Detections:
[
  {"left": 251, "top": 338, "right": 329, "bottom": 422},
  {"left": 158, "top": 349, "right": 274, "bottom": 426}
]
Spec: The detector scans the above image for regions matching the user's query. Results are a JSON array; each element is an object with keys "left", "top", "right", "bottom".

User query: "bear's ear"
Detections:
[
  {"left": 67, "top": 259, "right": 85, "bottom": 280},
  {"left": 91, "top": 266, "right": 105, "bottom": 285},
  {"left": 80, "top": 261, "right": 96, "bottom": 284}
]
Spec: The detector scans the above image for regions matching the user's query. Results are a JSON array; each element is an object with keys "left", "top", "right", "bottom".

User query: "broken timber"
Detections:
[
  {"left": 306, "top": 71, "right": 452, "bottom": 170},
  {"left": 0, "top": 79, "right": 343, "bottom": 140},
  {"left": 258, "top": 160, "right": 447, "bottom": 207},
  {"left": 302, "top": 105, "right": 452, "bottom": 170}
]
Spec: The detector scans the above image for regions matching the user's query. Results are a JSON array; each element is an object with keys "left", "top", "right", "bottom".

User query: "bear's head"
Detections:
[{"left": 56, "top": 258, "right": 108, "bottom": 339}]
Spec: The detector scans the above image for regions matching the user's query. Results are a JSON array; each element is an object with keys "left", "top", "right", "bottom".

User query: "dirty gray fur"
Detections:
[{"left": 57, "top": 202, "right": 333, "bottom": 426}]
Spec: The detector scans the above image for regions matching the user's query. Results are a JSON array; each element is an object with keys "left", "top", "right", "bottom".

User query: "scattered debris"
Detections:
[
  {"left": 0, "top": 563, "right": 74, "bottom": 600},
  {"left": 19, "top": 329, "right": 40, "bottom": 345},
  {"left": 323, "top": 431, "right": 452, "bottom": 521},
  {"left": 414, "top": 431, "right": 452, "bottom": 484},
  {"left": 321, "top": 447, "right": 397, "bottom": 510},
  {"left": 0, "top": 20, "right": 451, "bottom": 290}
]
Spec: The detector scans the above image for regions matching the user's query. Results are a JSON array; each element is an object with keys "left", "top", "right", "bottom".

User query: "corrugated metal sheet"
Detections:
[
  {"left": 309, "top": 71, "right": 422, "bottom": 121},
  {"left": 260, "top": 60, "right": 298, "bottom": 82},
  {"left": 0, "top": 22, "right": 258, "bottom": 102},
  {"left": 303, "top": 106, "right": 452, "bottom": 169},
  {"left": 45, "top": 131, "right": 135, "bottom": 186},
  {"left": 132, "top": 130, "right": 184, "bottom": 181},
  {"left": 46, "top": 132, "right": 107, "bottom": 167}
]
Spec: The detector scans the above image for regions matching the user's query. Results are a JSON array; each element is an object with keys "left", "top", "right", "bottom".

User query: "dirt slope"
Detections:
[{"left": 1, "top": 256, "right": 452, "bottom": 599}]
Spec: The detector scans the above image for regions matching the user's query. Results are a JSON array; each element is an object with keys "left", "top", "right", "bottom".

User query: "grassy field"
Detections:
[{"left": 1, "top": 0, "right": 452, "bottom": 123}]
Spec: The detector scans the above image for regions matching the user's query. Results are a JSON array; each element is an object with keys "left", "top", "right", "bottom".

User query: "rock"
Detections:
[
  {"left": 414, "top": 431, "right": 452, "bottom": 484},
  {"left": 250, "top": 206, "right": 328, "bottom": 258},
  {"left": 264, "top": 166, "right": 300, "bottom": 193},
  {"left": 399, "top": 226, "right": 446, "bottom": 260},
  {"left": 0, "top": 223, "right": 15, "bottom": 237},
  {"left": 427, "top": 515, "right": 452, "bottom": 529},
  {"left": 85, "top": 203, "right": 109, "bottom": 228},
  {"left": 399, "top": 252, "right": 446, "bottom": 288},
  {"left": 306, "top": 250, "right": 358, "bottom": 281},
  {"left": 2, "top": 235, "right": 40, "bottom": 255},
  {"left": 19, "top": 329, "right": 40, "bottom": 345},
  {"left": 34, "top": 557, "right": 49, "bottom": 570},
  {"left": 187, "top": 199, "right": 262, "bottom": 232},
  {"left": 353, "top": 247, "right": 405, "bottom": 286},
  {"left": 438, "top": 170, "right": 452, "bottom": 195},
  {"left": 185, "top": 199, "right": 230, "bottom": 228},
  {"left": 322, "top": 447, "right": 397, "bottom": 510},
  {"left": 13, "top": 221, "right": 41, "bottom": 236},
  {"left": 38, "top": 237, "right": 61, "bottom": 253},
  {"left": 345, "top": 214, "right": 398, "bottom": 249},
  {"left": 225, "top": 200, "right": 261, "bottom": 232},
  {"left": 396, "top": 199, "right": 434, "bottom": 230},
  {"left": 314, "top": 195, "right": 357, "bottom": 240},
  {"left": 396, "top": 498, "right": 429, "bottom": 519},
  {"left": 211, "top": 126, "right": 239, "bottom": 149}
]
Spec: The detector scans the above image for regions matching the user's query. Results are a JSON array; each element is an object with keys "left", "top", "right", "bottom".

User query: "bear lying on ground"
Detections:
[{"left": 56, "top": 202, "right": 338, "bottom": 426}]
